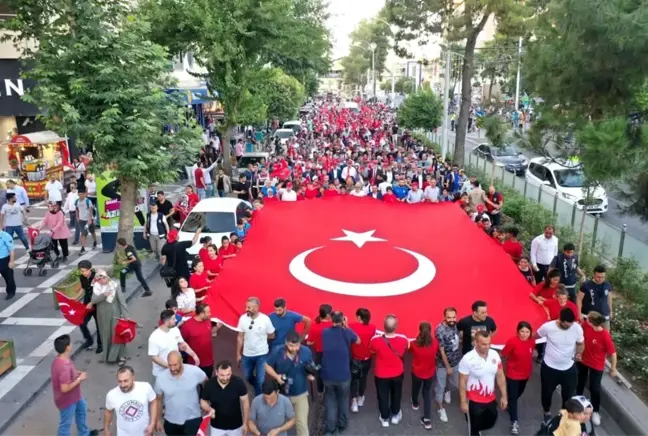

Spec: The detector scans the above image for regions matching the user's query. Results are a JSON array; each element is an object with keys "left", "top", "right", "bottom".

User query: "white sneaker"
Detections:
[
  {"left": 438, "top": 408, "right": 449, "bottom": 422},
  {"left": 358, "top": 395, "right": 365, "bottom": 407},
  {"left": 592, "top": 412, "right": 601, "bottom": 426},
  {"left": 391, "top": 410, "right": 402, "bottom": 425},
  {"left": 351, "top": 399, "right": 359, "bottom": 413},
  {"left": 444, "top": 391, "right": 452, "bottom": 404},
  {"left": 380, "top": 417, "right": 390, "bottom": 428}
]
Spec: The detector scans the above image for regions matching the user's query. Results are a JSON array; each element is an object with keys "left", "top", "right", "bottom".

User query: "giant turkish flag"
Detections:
[{"left": 207, "top": 197, "right": 545, "bottom": 345}]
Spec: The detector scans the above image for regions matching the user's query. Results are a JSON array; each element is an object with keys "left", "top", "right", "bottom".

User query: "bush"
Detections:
[{"left": 411, "top": 132, "right": 441, "bottom": 154}]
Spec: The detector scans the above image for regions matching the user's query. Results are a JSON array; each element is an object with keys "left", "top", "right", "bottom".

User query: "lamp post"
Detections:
[{"left": 369, "top": 42, "right": 377, "bottom": 97}]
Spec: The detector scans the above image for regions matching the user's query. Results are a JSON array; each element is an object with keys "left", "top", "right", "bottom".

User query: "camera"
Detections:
[{"left": 304, "top": 361, "right": 321, "bottom": 376}]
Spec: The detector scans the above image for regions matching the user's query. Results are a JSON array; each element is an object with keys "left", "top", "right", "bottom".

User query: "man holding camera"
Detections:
[{"left": 264, "top": 331, "right": 315, "bottom": 436}]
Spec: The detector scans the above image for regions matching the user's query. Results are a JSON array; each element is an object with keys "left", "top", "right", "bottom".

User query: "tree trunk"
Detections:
[
  {"left": 221, "top": 125, "right": 233, "bottom": 175},
  {"left": 454, "top": 11, "right": 492, "bottom": 167},
  {"left": 488, "top": 72, "right": 495, "bottom": 102},
  {"left": 117, "top": 176, "right": 138, "bottom": 246}
]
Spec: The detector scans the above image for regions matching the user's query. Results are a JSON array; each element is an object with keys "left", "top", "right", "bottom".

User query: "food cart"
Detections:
[{"left": 8, "top": 131, "right": 71, "bottom": 200}]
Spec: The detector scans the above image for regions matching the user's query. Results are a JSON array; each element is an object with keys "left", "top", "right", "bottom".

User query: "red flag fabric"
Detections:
[
  {"left": 55, "top": 291, "right": 88, "bottom": 326},
  {"left": 27, "top": 227, "right": 39, "bottom": 246},
  {"left": 113, "top": 318, "right": 138, "bottom": 344},
  {"left": 206, "top": 197, "right": 546, "bottom": 345},
  {"left": 196, "top": 415, "right": 210, "bottom": 436}
]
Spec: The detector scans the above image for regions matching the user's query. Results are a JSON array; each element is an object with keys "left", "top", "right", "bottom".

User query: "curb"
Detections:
[
  {"left": 0, "top": 259, "right": 160, "bottom": 435},
  {"left": 600, "top": 371, "right": 648, "bottom": 436}
]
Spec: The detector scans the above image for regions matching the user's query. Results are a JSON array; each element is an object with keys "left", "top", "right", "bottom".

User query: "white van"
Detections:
[
  {"left": 343, "top": 101, "right": 360, "bottom": 113},
  {"left": 179, "top": 198, "right": 252, "bottom": 255},
  {"left": 282, "top": 120, "right": 303, "bottom": 134}
]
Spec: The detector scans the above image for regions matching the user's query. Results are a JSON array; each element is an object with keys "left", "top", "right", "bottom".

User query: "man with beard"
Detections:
[
  {"left": 434, "top": 307, "right": 462, "bottom": 423},
  {"left": 104, "top": 366, "right": 157, "bottom": 436},
  {"left": 201, "top": 360, "right": 250, "bottom": 436}
]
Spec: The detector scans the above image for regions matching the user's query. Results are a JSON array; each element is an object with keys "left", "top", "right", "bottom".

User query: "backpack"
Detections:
[{"left": 74, "top": 198, "right": 94, "bottom": 217}]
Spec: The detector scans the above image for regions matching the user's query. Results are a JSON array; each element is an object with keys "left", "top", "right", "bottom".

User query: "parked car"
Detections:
[
  {"left": 179, "top": 198, "right": 252, "bottom": 255},
  {"left": 273, "top": 128, "right": 295, "bottom": 145},
  {"left": 282, "top": 120, "right": 303, "bottom": 134},
  {"left": 525, "top": 157, "right": 608, "bottom": 214},
  {"left": 472, "top": 143, "right": 528, "bottom": 176}
]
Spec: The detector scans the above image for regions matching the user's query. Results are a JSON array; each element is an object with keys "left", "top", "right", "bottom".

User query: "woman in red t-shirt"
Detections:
[
  {"left": 408, "top": 322, "right": 438, "bottom": 430},
  {"left": 530, "top": 269, "right": 561, "bottom": 304},
  {"left": 203, "top": 245, "right": 223, "bottom": 280},
  {"left": 543, "top": 287, "right": 579, "bottom": 321},
  {"left": 501, "top": 321, "right": 534, "bottom": 433},
  {"left": 577, "top": 311, "right": 617, "bottom": 424},
  {"left": 198, "top": 236, "right": 212, "bottom": 264},
  {"left": 189, "top": 260, "right": 211, "bottom": 301},
  {"left": 306, "top": 304, "right": 333, "bottom": 394},
  {"left": 348, "top": 308, "right": 377, "bottom": 413},
  {"left": 185, "top": 185, "right": 200, "bottom": 210},
  {"left": 218, "top": 236, "right": 237, "bottom": 259},
  {"left": 502, "top": 227, "right": 524, "bottom": 262}
]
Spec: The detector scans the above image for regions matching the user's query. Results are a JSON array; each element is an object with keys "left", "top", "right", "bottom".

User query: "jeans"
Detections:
[
  {"left": 69, "top": 211, "right": 80, "bottom": 243},
  {"left": 241, "top": 354, "right": 268, "bottom": 396},
  {"left": 58, "top": 398, "right": 90, "bottom": 436},
  {"left": 163, "top": 417, "right": 202, "bottom": 436},
  {"left": 434, "top": 365, "right": 459, "bottom": 404},
  {"left": 120, "top": 262, "right": 151, "bottom": 293},
  {"left": 411, "top": 374, "right": 433, "bottom": 420},
  {"left": 0, "top": 256, "right": 16, "bottom": 297},
  {"left": 205, "top": 184, "right": 214, "bottom": 197},
  {"left": 79, "top": 310, "right": 102, "bottom": 348},
  {"left": 323, "top": 380, "right": 351, "bottom": 434},
  {"left": 217, "top": 190, "right": 226, "bottom": 198},
  {"left": 576, "top": 362, "right": 603, "bottom": 412},
  {"left": 506, "top": 377, "right": 528, "bottom": 422},
  {"left": 375, "top": 375, "right": 403, "bottom": 420},
  {"left": 197, "top": 188, "right": 206, "bottom": 199},
  {"left": 350, "top": 359, "right": 371, "bottom": 398},
  {"left": 5, "top": 225, "right": 29, "bottom": 249},
  {"left": 540, "top": 362, "right": 577, "bottom": 413},
  {"left": 313, "top": 351, "right": 324, "bottom": 393}
]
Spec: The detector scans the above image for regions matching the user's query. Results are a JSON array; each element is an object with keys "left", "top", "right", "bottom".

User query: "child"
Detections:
[
  {"left": 163, "top": 299, "right": 186, "bottom": 328},
  {"left": 235, "top": 218, "right": 248, "bottom": 241},
  {"left": 518, "top": 255, "right": 536, "bottom": 286},
  {"left": 537, "top": 398, "right": 585, "bottom": 436}
]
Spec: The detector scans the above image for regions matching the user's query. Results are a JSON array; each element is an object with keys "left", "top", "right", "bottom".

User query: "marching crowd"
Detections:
[{"left": 48, "top": 99, "right": 619, "bottom": 436}]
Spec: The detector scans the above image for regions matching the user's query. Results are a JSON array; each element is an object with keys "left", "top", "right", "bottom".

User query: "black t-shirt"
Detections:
[
  {"left": 124, "top": 245, "right": 140, "bottom": 266},
  {"left": 232, "top": 181, "right": 250, "bottom": 200},
  {"left": 161, "top": 241, "right": 193, "bottom": 279},
  {"left": 457, "top": 315, "right": 497, "bottom": 355},
  {"left": 200, "top": 375, "right": 248, "bottom": 430},
  {"left": 519, "top": 267, "right": 534, "bottom": 285},
  {"left": 156, "top": 199, "right": 173, "bottom": 216}
]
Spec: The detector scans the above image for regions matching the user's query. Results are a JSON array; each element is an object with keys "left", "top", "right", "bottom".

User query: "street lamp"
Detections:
[{"left": 369, "top": 42, "right": 377, "bottom": 97}]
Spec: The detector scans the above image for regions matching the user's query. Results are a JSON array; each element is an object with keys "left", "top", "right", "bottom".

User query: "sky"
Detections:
[{"left": 327, "top": 0, "right": 386, "bottom": 60}]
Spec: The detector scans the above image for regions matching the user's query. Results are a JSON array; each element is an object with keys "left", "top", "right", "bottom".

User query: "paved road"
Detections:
[
  {"left": 4, "top": 271, "right": 627, "bottom": 436},
  {"left": 451, "top": 131, "right": 648, "bottom": 243}
]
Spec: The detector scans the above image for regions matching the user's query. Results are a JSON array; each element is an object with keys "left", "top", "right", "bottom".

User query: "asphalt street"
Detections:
[{"left": 3, "top": 270, "right": 626, "bottom": 435}]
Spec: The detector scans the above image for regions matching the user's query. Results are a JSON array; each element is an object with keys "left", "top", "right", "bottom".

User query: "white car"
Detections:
[
  {"left": 525, "top": 157, "right": 608, "bottom": 214},
  {"left": 282, "top": 120, "right": 303, "bottom": 134},
  {"left": 179, "top": 198, "right": 252, "bottom": 255},
  {"left": 274, "top": 128, "right": 295, "bottom": 145}
]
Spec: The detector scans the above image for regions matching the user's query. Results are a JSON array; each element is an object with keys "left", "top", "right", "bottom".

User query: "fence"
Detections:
[{"left": 418, "top": 129, "right": 648, "bottom": 272}]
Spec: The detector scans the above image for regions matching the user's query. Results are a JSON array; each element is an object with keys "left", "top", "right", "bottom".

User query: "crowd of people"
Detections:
[{"left": 48, "top": 98, "right": 620, "bottom": 436}]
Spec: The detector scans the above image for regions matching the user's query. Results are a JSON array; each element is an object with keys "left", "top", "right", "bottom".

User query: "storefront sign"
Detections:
[{"left": 0, "top": 60, "right": 39, "bottom": 117}]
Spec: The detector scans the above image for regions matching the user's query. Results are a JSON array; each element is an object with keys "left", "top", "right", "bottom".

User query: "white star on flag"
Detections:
[
  {"left": 69, "top": 309, "right": 76, "bottom": 315},
  {"left": 331, "top": 230, "right": 386, "bottom": 248}
]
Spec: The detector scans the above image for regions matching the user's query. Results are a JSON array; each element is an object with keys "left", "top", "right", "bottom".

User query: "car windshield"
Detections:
[
  {"left": 493, "top": 145, "right": 520, "bottom": 157},
  {"left": 237, "top": 156, "right": 266, "bottom": 168},
  {"left": 181, "top": 211, "right": 235, "bottom": 234},
  {"left": 554, "top": 168, "right": 585, "bottom": 188},
  {"left": 276, "top": 130, "right": 293, "bottom": 139}
]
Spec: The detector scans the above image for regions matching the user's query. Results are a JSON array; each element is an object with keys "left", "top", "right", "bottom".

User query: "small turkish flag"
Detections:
[
  {"left": 55, "top": 291, "right": 88, "bottom": 326},
  {"left": 113, "top": 318, "right": 138, "bottom": 344},
  {"left": 196, "top": 415, "right": 210, "bottom": 436},
  {"left": 27, "top": 227, "right": 39, "bottom": 246}
]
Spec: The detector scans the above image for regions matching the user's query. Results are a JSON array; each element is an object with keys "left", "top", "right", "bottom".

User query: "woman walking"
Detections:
[
  {"left": 86, "top": 269, "right": 129, "bottom": 365},
  {"left": 172, "top": 277, "right": 200, "bottom": 316},
  {"left": 409, "top": 321, "right": 439, "bottom": 430},
  {"left": 501, "top": 321, "right": 534, "bottom": 434},
  {"left": 36, "top": 202, "right": 71, "bottom": 261}
]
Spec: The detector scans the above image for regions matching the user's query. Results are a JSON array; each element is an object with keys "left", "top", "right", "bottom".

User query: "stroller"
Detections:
[{"left": 24, "top": 228, "right": 59, "bottom": 276}]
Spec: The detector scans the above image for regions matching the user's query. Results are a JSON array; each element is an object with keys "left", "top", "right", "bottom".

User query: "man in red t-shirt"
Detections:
[
  {"left": 486, "top": 186, "right": 503, "bottom": 226},
  {"left": 193, "top": 165, "right": 206, "bottom": 199},
  {"left": 502, "top": 227, "right": 524, "bottom": 263},
  {"left": 180, "top": 303, "right": 215, "bottom": 377}
]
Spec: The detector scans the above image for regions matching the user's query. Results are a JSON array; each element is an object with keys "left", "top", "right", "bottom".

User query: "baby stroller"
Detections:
[{"left": 24, "top": 228, "right": 59, "bottom": 276}]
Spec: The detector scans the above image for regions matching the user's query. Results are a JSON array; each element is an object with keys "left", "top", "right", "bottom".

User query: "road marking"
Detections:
[
  {"left": 41, "top": 287, "right": 52, "bottom": 294},
  {"left": 0, "top": 287, "right": 33, "bottom": 294},
  {"left": 0, "top": 293, "right": 39, "bottom": 318},
  {"left": 2, "top": 317, "right": 67, "bottom": 326},
  {"left": 38, "top": 269, "right": 73, "bottom": 288},
  {"left": 0, "top": 365, "right": 35, "bottom": 401},
  {"left": 29, "top": 325, "right": 76, "bottom": 357}
]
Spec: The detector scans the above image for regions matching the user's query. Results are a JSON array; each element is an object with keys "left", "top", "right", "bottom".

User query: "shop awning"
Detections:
[{"left": 11, "top": 130, "right": 67, "bottom": 145}]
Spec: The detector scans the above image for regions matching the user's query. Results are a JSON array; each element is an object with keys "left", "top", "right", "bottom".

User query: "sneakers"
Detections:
[
  {"left": 543, "top": 413, "right": 552, "bottom": 425},
  {"left": 510, "top": 421, "right": 519, "bottom": 435},
  {"left": 357, "top": 395, "right": 365, "bottom": 407},
  {"left": 80, "top": 248, "right": 86, "bottom": 254},
  {"left": 412, "top": 402, "right": 419, "bottom": 411},
  {"left": 379, "top": 417, "right": 389, "bottom": 428},
  {"left": 444, "top": 390, "right": 452, "bottom": 404},
  {"left": 420, "top": 417, "right": 432, "bottom": 430},
  {"left": 351, "top": 399, "right": 359, "bottom": 413},
  {"left": 591, "top": 412, "right": 601, "bottom": 426},
  {"left": 142, "top": 290, "right": 153, "bottom": 297},
  {"left": 438, "top": 408, "right": 448, "bottom": 422},
  {"left": 93, "top": 240, "right": 97, "bottom": 249},
  {"left": 390, "top": 410, "right": 402, "bottom": 425}
]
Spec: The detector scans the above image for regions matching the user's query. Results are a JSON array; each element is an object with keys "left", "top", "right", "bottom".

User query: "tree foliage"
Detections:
[
  {"left": 380, "top": 76, "right": 416, "bottom": 94},
  {"left": 1, "top": 0, "right": 203, "bottom": 243},
  {"left": 340, "top": 18, "right": 392, "bottom": 90},
  {"left": 253, "top": 68, "right": 306, "bottom": 122},
  {"left": 386, "top": 0, "right": 530, "bottom": 166},
  {"left": 397, "top": 87, "right": 443, "bottom": 131},
  {"left": 475, "top": 35, "right": 518, "bottom": 100}
]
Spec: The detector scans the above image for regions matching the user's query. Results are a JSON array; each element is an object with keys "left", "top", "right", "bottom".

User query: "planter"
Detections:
[
  {"left": 52, "top": 275, "right": 82, "bottom": 309},
  {"left": 0, "top": 340, "right": 16, "bottom": 376}
]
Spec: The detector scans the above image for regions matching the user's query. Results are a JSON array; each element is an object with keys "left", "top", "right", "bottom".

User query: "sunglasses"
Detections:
[{"left": 249, "top": 320, "right": 255, "bottom": 330}]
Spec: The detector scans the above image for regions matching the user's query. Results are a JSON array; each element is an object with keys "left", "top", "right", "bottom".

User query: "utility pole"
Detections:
[
  {"left": 441, "top": 47, "right": 451, "bottom": 160},
  {"left": 391, "top": 71, "right": 395, "bottom": 107},
  {"left": 514, "top": 36, "right": 522, "bottom": 110},
  {"left": 370, "top": 42, "right": 377, "bottom": 97}
]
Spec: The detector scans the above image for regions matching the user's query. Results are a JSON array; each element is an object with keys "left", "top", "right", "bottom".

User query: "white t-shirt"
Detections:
[
  {"left": 237, "top": 313, "right": 275, "bottom": 357},
  {"left": 1, "top": 203, "right": 23, "bottom": 227},
  {"left": 85, "top": 180, "right": 97, "bottom": 197},
  {"left": 281, "top": 190, "right": 297, "bottom": 202},
  {"left": 148, "top": 327, "right": 184, "bottom": 376},
  {"left": 45, "top": 181, "right": 63, "bottom": 202},
  {"left": 105, "top": 381, "right": 156, "bottom": 436},
  {"left": 349, "top": 189, "right": 366, "bottom": 197},
  {"left": 458, "top": 348, "right": 502, "bottom": 403},
  {"left": 149, "top": 213, "right": 159, "bottom": 236},
  {"left": 537, "top": 321, "right": 584, "bottom": 371}
]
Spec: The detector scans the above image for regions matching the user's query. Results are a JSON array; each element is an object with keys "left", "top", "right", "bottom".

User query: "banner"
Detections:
[{"left": 96, "top": 172, "right": 147, "bottom": 233}]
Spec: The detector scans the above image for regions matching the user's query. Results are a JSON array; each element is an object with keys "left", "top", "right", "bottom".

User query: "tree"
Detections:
[
  {"left": 380, "top": 76, "right": 415, "bottom": 94},
  {"left": 483, "top": 116, "right": 508, "bottom": 183},
  {"left": 476, "top": 35, "right": 518, "bottom": 101},
  {"left": 1, "top": 0, "right": 203, "bottom": 244},
  {"left": 254, "top": 68, "right": 306, "bottom": 122},
  {"left": 386, "top": 0, "right": 530, "bottom": 166},
  {"left": 340, "top": 18, "right": 391, "bottom": 91},
  {"left": 397, "top": 87, "right": 443, "bottom": 132}
]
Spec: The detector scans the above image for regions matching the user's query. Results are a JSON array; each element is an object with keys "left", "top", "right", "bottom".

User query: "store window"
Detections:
[{"left": 0, "top": 4, "right": 16, "bottom": 20}]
